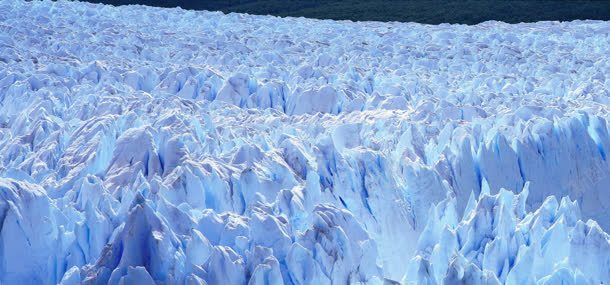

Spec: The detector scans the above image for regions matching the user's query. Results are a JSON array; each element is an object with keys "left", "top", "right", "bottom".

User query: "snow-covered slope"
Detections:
[{"left": 0, "top": 0, "right": 609, "bottom": 284}]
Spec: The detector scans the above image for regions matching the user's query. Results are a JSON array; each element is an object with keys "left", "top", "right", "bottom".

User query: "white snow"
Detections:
[{"left": 0, "top": 0, "right": 609, "bottom": 284}]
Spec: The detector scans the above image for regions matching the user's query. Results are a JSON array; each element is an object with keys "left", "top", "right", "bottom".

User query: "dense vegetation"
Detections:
[{"left": 80, "top": 0, "right": 610, "bottom": 24}]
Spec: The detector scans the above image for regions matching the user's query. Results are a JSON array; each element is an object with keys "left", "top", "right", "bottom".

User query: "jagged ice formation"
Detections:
[{"left": 0, "top": 0, "right": 609, "bottom": 284}]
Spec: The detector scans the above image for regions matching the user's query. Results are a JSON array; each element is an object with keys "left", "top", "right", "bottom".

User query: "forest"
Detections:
[{"left": 79, "top": 0, "right": 610, "bottom": 24}]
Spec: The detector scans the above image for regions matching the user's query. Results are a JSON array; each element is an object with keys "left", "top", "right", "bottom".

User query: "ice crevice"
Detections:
[{"left": 0, "top": 0, "right": 609, "bottom": 284}]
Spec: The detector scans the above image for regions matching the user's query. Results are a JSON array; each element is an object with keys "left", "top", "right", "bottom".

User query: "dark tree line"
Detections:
[{"left": 78, "top": 0, "right": 610, "bottom": 24}]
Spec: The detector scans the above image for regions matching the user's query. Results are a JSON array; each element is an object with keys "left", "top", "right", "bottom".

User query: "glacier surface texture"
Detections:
[{"left": 0, "top": 0, "right": 609, "bottom": 284}]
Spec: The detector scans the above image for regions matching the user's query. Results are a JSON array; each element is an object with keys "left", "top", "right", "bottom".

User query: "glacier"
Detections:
[{"left": 0, "top": 0, "right": 609, "bottom": 284}]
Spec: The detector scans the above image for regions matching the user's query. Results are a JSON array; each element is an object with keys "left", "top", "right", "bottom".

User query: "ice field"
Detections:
[{"left": 0, "top": 0, "right": 609, "bottom": 284}]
